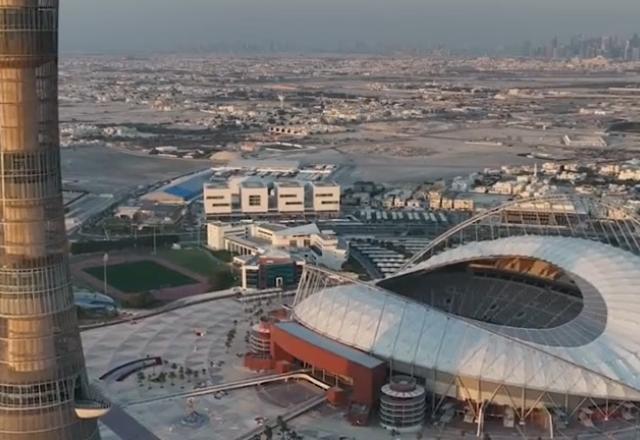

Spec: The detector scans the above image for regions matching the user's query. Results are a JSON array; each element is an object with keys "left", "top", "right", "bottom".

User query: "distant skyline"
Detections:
[{"left": 62, "top": 0, "right": 640, "bottom": 54}]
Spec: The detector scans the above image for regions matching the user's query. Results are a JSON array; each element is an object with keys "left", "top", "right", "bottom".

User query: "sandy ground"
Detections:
[
  {"left": 61, "top": 145, "right": 208, "bottom": 194},
  {"left": 280, "top": 122, "right": 544, "bottom": 184}
]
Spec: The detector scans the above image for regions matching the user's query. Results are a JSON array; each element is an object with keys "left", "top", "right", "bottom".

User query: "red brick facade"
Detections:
[{"left": 270, "top": 324, "right": 386, "bottom": 406}]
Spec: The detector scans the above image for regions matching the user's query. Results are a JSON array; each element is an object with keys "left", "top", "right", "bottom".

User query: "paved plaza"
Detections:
[
  {"left": 83, "top": 297, "right": 325, "bottom": 439},
  {"left": 84, "top": 298, "right": 640, "bottom": 440}
]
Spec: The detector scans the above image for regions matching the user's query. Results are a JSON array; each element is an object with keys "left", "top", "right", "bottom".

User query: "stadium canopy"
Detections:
[{"left": 293, "top": 195, "right": 640, "bottom": 402}]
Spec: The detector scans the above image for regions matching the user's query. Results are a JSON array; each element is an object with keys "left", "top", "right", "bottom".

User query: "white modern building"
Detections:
[
  {"left": 308, "top": 181, "right": 341, "bottom": 213},
  {"left": 275, "top": 181, "right": 305, "bottom": 213},
  {"left": 240, "top": 181, "right": 269, "bottom": 214},
  {"left": 207, "top": 221, "right": 347, "bottom": 272},
  {"left": 203, "top": 179, "right": 341, "bottom": 219},
  {"left": 203, "top": 181, "right": 233, "bottom": 215}
]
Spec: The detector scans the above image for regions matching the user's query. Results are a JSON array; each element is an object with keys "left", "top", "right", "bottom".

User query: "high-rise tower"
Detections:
[{"left": 0, "top": 1, "right": 106, "bottom": 438}]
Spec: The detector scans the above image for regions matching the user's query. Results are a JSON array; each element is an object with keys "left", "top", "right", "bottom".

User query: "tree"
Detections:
[
  {"left": 121, "top": 291, "right": 156, "bottom": 309},
  {"left": 209, "top": 269, "right": 237, "bottom": 291},
  {"left": 276, "top": 415, "right": 288, "bottom": 433}
]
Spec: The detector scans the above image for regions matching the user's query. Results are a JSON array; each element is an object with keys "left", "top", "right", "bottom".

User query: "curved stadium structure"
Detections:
[{"left": 281, "top": 195, "right": 640, "bottom": 433}]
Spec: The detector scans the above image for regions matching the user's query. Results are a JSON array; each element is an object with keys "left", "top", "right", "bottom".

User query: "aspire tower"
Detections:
[{"left": 0, "top": 1, "right": 105, "bottom": 438}]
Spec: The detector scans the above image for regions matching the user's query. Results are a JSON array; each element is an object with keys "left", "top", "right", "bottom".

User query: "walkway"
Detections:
[
  {"left": 125, "top": 370, "right": 329, "bottom": 407},
  {"left": 81, "top": 288, "right": 295, "bottom": 332},
  {"left": 234, "top": 394, "right": 327, "bottom": 440}
]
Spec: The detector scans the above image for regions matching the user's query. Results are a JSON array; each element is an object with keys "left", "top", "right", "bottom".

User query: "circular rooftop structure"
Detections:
[
  {"left": 293, "top": 195, "right": 640, "bottom": 405},
  {"left": 379, "top": 376, "right": 426, "bottom": 433}
]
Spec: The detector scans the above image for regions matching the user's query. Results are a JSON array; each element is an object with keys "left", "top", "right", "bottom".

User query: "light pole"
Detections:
[{"left": 103, "top": 252, "right": 109, "bottom": 295}]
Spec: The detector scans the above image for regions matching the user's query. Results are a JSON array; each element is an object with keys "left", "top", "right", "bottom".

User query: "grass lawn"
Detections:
[
  {"left": 158, "top": 248, "right": 223, "bottom": 278},
  {"left": 84, "top": 260, "right": 198, "bottom": 293}
]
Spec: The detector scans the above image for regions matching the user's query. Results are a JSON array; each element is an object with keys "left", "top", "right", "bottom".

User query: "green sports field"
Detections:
[
  {"left": 158, "top": 248, "right": 222, "bottom": 278},
  {"left": 84, "top": 260, "right": 198, "bottom": 294}
]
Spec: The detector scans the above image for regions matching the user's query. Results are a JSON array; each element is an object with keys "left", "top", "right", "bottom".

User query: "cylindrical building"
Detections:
[
  {"left": 0, "top": 1, "right": 105, "bottom": 438},
  {"left": 249, "top": 322, "right": 272, "bottom": 358},
  {"left": 379, "top": 376, "right": 426, "bottom": 433}
]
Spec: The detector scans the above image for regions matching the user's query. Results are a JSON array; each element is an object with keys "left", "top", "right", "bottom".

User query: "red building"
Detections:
[{"left": 270, "top": 321, "right": 386, "bottom": 406}]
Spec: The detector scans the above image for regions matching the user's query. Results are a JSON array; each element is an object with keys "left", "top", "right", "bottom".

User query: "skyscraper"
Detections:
[{"left": 0, "top": 1, "right": 106, "bottom": 438}]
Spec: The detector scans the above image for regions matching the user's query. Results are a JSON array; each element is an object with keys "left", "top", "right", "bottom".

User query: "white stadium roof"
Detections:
[{"left": 294, "top": 235, "right": 640, "bottom": 401}]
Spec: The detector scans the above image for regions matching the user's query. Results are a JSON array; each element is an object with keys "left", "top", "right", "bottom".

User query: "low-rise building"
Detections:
[
  {"left": 207, "top": 220, "right": 348, "bottom": 273},
  {"left": 236, "top": 253, "right": 305, "bottom": 290},
  {"left": 240, "top": 181, "right": 269, "bottom": 214},
  {"left": 203, "top": 179, "right": 341, "bottom": 220},
  {"left": 308, "top": 181, "right": 341, "bottom": 213},
  {"left": 428, "top": 190, "right": 444, "bottom": 210},
  {"left": 203, "top": 182, "right": 233, "bottom": 215},
  {"left": 275, "top": 181, "right": 305, "bottom": 213},
  {"left": 491, "top": 181, "right": 517, "bottom": 195},
  {"left": 562, "top": 134, "right": 608, "bottom": 148},
  {"left": 599, "top": 164, "right": 621, "bottom": 176},
  {"left": 618, "top": 166, "right": 640, "bottom": 181},
  {"left": 114, "top": 202, "right": 186, "bottom": 226},
  {"left": 142, "top": 170, "right": 214, "bottom": 205}
]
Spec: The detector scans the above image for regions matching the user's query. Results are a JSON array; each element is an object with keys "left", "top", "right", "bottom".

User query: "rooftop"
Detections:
[
  {"left": 256, "top": 223, "right": 288, "bottom": 233},
  {"left": 241, "top": 181, "right": 267, "bottom": 189},
  {"left": 275, "top": 321, "right": 385, "bottom": 370},
  {"left": 275, "top": 181, "right": 303, "bottom": 188},
  {"left": 205, "top": 181, "right": 229, "bottom": 189},
  {"left": 311, "top": 181, "right": 339, "bottom": 188}
]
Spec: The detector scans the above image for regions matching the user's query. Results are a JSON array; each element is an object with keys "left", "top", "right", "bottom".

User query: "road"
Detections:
[{"left": 101, "top": 404, "right": 161, "bottom": 440}]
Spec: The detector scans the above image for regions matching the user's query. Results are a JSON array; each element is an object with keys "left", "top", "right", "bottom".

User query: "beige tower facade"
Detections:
[{"left": 0, "top": 1, "right": 104, "bottom": 438}]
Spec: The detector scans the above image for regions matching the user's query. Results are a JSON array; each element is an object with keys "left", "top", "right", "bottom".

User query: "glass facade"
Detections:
[
  {"left": 260, "top": 263, "right": 297, "bottom": 290},
  {"left": 0, "top": 1, "right": 100, "bottom": 438}
]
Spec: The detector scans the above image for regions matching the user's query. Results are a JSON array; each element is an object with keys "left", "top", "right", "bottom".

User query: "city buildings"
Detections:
[
  {"left": 0, "top": 1, "right": 106, "bottom": 438},
  {"left": 207, "top": 219, "right": 347, "bottom": 289},
  {"left": 236, "top": 254, "right": 305, "bottom": 290},
  {"left": 207, "top": 221, "right": 348, "bottom": 273},
  {"left": 239, "top": 181, "right": 269, "bottom": 214},
  {"left": 35, "top": 23, "right": 640, "bottom": 439},
  {"left": 274, "top": 181, "right": 305, "bottom": 213},
  {"left": 204, "top": 179, "right": 341, "bottom": 220}
]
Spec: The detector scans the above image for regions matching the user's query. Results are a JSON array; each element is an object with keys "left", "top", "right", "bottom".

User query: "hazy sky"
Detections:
[{"left": 61, "top": 0, "right": 640, "bottom": 53}]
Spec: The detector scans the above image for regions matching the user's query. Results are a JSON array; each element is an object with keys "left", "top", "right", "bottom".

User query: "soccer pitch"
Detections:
[{"left": 84, "top": 260, "right": 198, "bottom": 293}]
